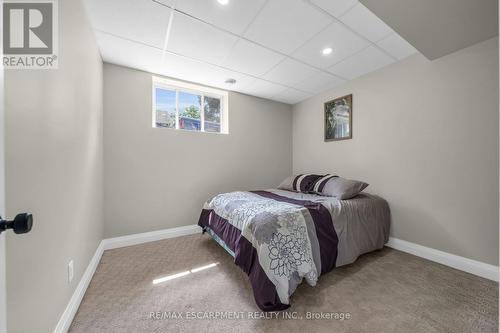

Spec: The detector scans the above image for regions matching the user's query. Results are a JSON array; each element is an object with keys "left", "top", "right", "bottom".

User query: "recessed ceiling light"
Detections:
[
  {"left": 225, "top": 78, "right": 237, "bottom": 84},
  {"left": 322, "top": 47, "right": 333, "bottom": 55},
  {"left": 217, "top": 0, "right": 229, "bottom": 5}
]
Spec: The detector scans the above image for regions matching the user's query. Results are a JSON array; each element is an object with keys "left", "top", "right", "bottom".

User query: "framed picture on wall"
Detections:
[{"left": 324, "top": 94, "right": 352, "bottom": 141}]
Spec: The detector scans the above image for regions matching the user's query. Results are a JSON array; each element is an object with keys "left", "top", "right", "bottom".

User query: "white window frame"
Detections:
[{"left": 152, "top": 76, "right": 229, "bottom": 134}]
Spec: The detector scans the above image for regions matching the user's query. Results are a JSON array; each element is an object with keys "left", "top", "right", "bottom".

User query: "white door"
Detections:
[
  {"left": 0, "top": 68, "right": 5, "bottom": 333},
  {"left": 0, "top": 1, "right": 6, "bottom": 332}
]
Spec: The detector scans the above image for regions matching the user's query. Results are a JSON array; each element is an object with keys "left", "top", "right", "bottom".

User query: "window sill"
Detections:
[{"left": 152, "top": 126, "right": 229, "bottom": 135}]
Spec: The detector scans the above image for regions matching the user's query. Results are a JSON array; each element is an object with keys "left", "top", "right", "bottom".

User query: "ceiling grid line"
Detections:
[
  {"left": 338, "top": 1, "right": 359, "bottom": 18},
  {"left": 262, "top": 17, "right": 359, "bottom": 97},
  {"left": 259, "top": 20, "right": 337, "bottom": 81},
  {"left": 303, "top": 0, "right": 397, "bottom": 61},
  {"left": 160, "top": 0, "right": 176, "bottom": 64},
  {"left": 217, "top": 0, "right": 271, "bottom": 69}
]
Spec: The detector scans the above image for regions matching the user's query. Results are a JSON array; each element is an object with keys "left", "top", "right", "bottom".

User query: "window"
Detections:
[{"left": 153, "top": 77, "right": 228, "bottom": 134}]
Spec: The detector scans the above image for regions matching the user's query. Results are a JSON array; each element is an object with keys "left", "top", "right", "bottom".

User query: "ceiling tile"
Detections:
[
  {"left": 340, "top": 3, "right": 393, "bottom": 42},
  {"left": 223, "top": 39, "right": 284, "bottom": 77},
  {"left": 84, "top": 0, "right": 170, "bottom": 48},
  {"left": 244, "top": 0, "right": 332, "bottom": 54},
  {"left": 240, "top": 79, "right": 288, "bottom": 100},
  {"left": 161, "top": 54, "right": 216, "bottom": 83},
  {"left": 262, "top": 58, "right": 321, "bottom": 87},
  {"left": 329, "top": 45, "right": 394, "bottom": 80},
  {"left": 292, "top": 22, "right": 369, "bottom": 69},
  {"left": 273, "top": 88, "right": 312, "bottom": 105},
  {"left": 293, "top": 72, "right": 345, "bottom": 94},
  {"left": 173, "top": 0, "right": 268, "bottom": 36},
  {"left": 161, "top": 54, "right": 255, "bottom": 92},
  {"left": 167, "top": 13, "right": 239, "bottom": 66},
  {"left": 198, "top": 67, "right": 257, "bottom": 92},
  {"left": 96, "top": 32, "right": 164, "bottom": 73},
  {"left": 95, "top": 32, "right": 240, "bottom": 90},
  {"left": 377, "top": 33, "right": 418, "bottom": 60},
  {"left": 310, "top": 0, "right": 358, "bottom": 17}
]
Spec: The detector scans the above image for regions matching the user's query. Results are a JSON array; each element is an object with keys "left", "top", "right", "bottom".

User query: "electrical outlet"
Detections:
[{"left": 68, "top": 260, "right": 74, "bottom": 283}]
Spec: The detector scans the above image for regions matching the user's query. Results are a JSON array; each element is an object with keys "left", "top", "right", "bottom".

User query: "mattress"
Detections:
[
  {"left": 266, "top": 189, "right": 391, "bottom": 267},
  {"left": 198, "top": 189, "right": 390, "bottom": 311}
]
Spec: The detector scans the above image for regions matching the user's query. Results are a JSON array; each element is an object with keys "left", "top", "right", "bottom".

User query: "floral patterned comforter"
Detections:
[{"left": 198, "top": 190, "right": 338, "bottom": 311}]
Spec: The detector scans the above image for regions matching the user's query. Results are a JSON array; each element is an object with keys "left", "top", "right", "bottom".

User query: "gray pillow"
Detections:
[
  {"left": 277, "top": 175, "right": 295, "bottom": 191},
  {"left": 319, "top": 177, "right": 369, "bottom": 199}
]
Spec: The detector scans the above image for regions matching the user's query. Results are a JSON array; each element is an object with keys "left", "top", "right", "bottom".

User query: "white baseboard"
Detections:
[
  {"left": 53, "top": 241, "right": 104, "bottom": 333},
  {"left": 386, "top": 237, "right": 499, "bottom": 282},
  {"left": 53, "top": 224, "right": 200, "bottom": 333},
  {"left": 101, "top": 225, "right": 200, "bottom": 250}
]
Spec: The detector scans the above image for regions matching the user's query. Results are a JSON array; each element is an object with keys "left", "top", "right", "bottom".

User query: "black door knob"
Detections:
[
  {"left": 12, "top": 213, "right": 33, "bottom": 234},
  {"left": 0, "top": 213, "right": 33, "bottom": 235}
]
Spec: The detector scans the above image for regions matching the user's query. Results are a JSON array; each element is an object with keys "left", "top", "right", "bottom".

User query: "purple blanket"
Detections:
[{"left": 198, "top": 190, "right": 338, "bottom": 311}]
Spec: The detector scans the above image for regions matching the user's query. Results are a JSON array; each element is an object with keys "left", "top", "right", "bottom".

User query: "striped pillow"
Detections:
[
  {"left": 278, "top": 174, "right": 323, "bottom": 193},
  {"left": 292, "top": 174, "right": 324, "bottom": 192},
  {"left": 311, "top": 174, "right": 338, "bottom": 193}
]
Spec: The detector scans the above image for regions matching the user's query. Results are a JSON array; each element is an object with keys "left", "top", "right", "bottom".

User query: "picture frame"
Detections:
[{"left": 324, "top": 94, "right": 352, "bottom": 141}]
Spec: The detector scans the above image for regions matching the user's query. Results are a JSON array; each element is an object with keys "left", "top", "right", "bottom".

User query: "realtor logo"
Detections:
[{"left": 2, "top": 0, "right": 58, "bottom": 69}]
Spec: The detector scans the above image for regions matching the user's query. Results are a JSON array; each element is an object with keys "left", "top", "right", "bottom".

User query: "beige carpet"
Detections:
[{"left": 69, "top": 234, "right": 498, "bottom": 333}]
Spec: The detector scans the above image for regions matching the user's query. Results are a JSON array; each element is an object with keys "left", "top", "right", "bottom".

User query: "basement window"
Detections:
[{"left": 152, "top": 77, "right": 228, "bottom": 134}]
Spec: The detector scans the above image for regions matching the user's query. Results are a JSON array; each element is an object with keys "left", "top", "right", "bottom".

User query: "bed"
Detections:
[{"left": 197, "top": 188, "right": 390, "bottom": 311}]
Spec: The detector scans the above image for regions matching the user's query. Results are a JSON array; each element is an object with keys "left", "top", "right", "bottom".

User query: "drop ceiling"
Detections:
[{"left": 84, "top": 0, "right": 418, "bottom": 104}]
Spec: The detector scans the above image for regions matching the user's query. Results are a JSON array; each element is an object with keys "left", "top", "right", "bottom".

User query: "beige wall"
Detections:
[
  {"left": 293, "top": 37, "right": 499, "bottom": 265},
  {"left": 4, "top": 0, "right": 104, "bottom": 332},
  {"left": 103, "top": 64, "right": 292, "bottom": 237}
]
